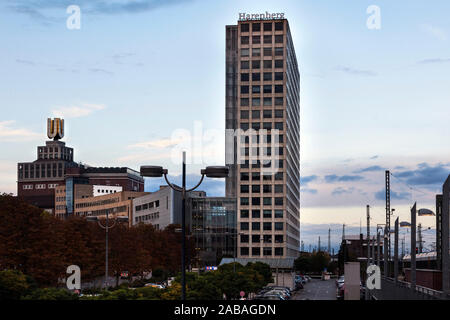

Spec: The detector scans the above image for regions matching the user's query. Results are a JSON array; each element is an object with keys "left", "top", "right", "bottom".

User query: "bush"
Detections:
[
  {"left": 0, "top": 270, "right": 30, "bottom": 300},
  {"left": 136, "top": 287, "right": 163, "bottom": 300},
  {"left": 21, "top": 288, "right": 79, "bottom": 300},
  {"left": 130, "top": 278, "right": 147, "bottom": 288}
]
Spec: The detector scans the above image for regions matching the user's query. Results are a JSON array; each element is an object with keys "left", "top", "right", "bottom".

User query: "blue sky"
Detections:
[{"left": 1, "top": 0, "right": 449, "bottom": 250}]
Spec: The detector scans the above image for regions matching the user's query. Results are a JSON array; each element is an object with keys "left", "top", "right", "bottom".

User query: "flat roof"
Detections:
[{"left": 219, "top": 257, "right": 295, "bottom": 269}]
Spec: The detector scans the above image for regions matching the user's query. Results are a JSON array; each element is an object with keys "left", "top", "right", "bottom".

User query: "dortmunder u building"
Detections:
[{"left": 225, "top": 16, "right": 300, "bottom": 259}]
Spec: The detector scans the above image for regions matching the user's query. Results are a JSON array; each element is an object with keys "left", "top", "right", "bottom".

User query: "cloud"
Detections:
[
  {"left": 89, "top": 68, "right": 114, "bottom": 76},
  {"left": 0, "top": 121, "right": 41, "bottom": 142},
  {"left": 129, "top": 137, "right": 185, "bottom": 149},
  {"left": 300, "top": 188, "right": 318, "bottom": 194},
  {"left": 52, "top": 103, "right": 106, "bottom": 119},
  {"left": 301, "top": 175, "right": 318, "bottom": 186},
  {"left": 16, "top": 59, "right": 36, "bottom": 66},
  {"left": 393, "top": 163, "right": 450, "bottom": 186},
  {"left": 324, "top": 174, "right": 364, "bottom": 183},
  {"left": 353, "top": 165, "right": 384, "bottom": 173},
  {"left": 331, "top": 187, "right": 355, "bottom": 196},
  {"left": 370, "top": 155, "right": 379, "bottom": 160},
  {"left": 420, "top": 24, "right": 447, "bottom": 41},
  {"left": 417, "top": 58, "right": 450, "bottom": 64},
  {"left": 335, "top": 66, "right": 377, "bottom": 77},
  {"left": 7, "top": 3, "right": 57, "bottom": 25},
  {"left": 7, "top": 0, "right": 193, "bottom": 23},
  {"left": 375, "top": 189, "right": 410, "bottom": 201}
]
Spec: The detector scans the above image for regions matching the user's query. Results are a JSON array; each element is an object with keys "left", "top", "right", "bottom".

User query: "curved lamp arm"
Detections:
[
  {"left": 186, "top": 174, "right": 205, "bottom": 192},
  {"left": 98, "top": 218, "right": 117, "bottom": 230},
  {"left": 163, "top": 173, "right": 183, "bottom": 192},
  {"left": 163, "top": 173, "right": 205, "bottom": 193}
]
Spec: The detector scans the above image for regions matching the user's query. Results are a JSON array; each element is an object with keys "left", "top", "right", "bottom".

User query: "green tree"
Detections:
[
  {"left": 247, "top": 262, "right": 273, "bottom": 284},
  {"left": 187, "top": 276, "right": 222, "bottom": 300},
  {"left": 294, "top": 253, "right": 312, "bottom": 273},
  {"left": 0, "top": 270, "right": 30, "bottom": 300},
  {"left": 21, "top": 288, "right": 79, "bottom": 300},
  {"left": 310, "top": 251, "right": 331, "bottom": 273}
]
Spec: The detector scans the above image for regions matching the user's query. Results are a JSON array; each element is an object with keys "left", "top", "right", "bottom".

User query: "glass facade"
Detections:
[{"left": 188, "top": 197, "right": 237, "bottom": 268}]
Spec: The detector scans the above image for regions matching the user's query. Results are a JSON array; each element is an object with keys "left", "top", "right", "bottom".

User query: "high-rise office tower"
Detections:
[{"left": 226, "top": 16, "right": 300, "bottom": 259}]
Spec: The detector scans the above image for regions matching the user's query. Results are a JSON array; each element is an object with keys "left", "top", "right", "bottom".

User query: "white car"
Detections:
[{"left": 144, "top": 283, "right": 165, "bottom": 289}]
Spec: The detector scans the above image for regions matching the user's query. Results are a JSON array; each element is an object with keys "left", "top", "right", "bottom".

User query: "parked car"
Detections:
[
  {"left": 144, "top": 283, "right": 165, "bottom": 289},
  {"left": 294, "top": 281, "right": 304, "bottom": 290},
  {"left": 266, "top": 286, "right": 291, "bottom": 293},
  {"left": 265, "top": 289, "right": 290, "bottom": 300},
  {"left": 294, "top": 275, "right": 306, "bottom": 289},
  {"left": 254, "top": 294, "right": 285, "bottom": 300},
  {"left": 336, "top": 279, "right": 366, "bottom": 300},
  {"left": 336, "top": 276, "right": 345, "bottom": 288},
  {"left": 336, "top": 283, "right": 345, "bottom": 300}
]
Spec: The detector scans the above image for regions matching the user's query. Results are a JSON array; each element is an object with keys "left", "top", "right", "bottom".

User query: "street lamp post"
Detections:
[
  {"left": 376, "top": 224, "right": 386, "bottom": 273},
  {"left": 394, "top": 218, "right": 399, "bottom": 284},
  {"left": 397, "top": 205, "right": 435, "bottom": 292},
  {"left": 87, "top": 213, "right": 129, "bottom": 290},
  {"left": 140, "top": 152, "right": 229, "bottom": 300},
  {"left": 442, "top": 175, "right": 450, "bottom": 295},
  {"left": 225, "top": 231, "right": 243, "bottom": 273},
  {"left": 411, "top": 203, "right": 417, "bottom": 291},
  {"left": 384, "top": 227, "right": 389, "bottom": 277}
]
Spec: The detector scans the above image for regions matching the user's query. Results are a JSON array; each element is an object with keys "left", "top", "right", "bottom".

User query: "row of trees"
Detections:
[
  {"left": 294, "top": 251, "right": 338, "bottom": 274},
  {"left": 79, "top": 261, "right": 272, "bottom": 300},
  {"left": 0, "top": 262, "right": 272, "bottom": 300},
  {"left": 0, "top": 194, "right": 190, "bottom": 288}
]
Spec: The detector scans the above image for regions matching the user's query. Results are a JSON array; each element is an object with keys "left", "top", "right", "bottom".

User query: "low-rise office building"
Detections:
[
  {"left": 55, "top": 184, "right": 125, "bottom": 219},
  {"left": 74, "top": 191, "right": 149, "bottom": 226},
  {"left": 132, "top": 186, "right": 183, "bottom": 230},
  {"left": 132, "top": 186, "right": 237, "bottom": 267}
]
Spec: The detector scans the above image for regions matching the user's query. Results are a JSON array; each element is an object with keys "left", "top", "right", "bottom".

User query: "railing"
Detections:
[{"left": 369, "top": 277, "right": 450, "bottom": 300}]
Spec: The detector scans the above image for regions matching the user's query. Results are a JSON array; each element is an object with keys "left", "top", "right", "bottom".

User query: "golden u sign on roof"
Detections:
[{"left": 47, "top": 118, "right": 64, "bottom": 141}]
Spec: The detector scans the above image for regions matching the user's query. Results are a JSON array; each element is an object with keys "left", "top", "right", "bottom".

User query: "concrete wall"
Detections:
[
  {"left": 132, "top": 187, "right": 174, "bottom": 229},
  {"left": 268, "top": 271, "right": 295, "bottom": 290}
]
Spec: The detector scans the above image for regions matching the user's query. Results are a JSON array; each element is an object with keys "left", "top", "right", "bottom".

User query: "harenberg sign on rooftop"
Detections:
[{"left": 239, "top": 12, "right": 285, "bottom": 21}]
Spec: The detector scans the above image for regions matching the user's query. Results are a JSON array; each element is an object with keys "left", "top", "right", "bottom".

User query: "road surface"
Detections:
[{"left": 293, "top": 279, "right": 336, "bottom": 300}]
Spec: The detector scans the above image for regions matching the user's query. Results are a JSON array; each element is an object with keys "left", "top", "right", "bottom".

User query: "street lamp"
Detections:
[
  {"left": 140, "top": 151, "right": 229, "bottom": 300},
  {"left": 418, "top": 208, "right": 435, "bottom": 216},
  {"left": 398, "top": 203, "right": 435, "bottom": 291},
  {"left": 87, "top": 214, "right": 129, "bottom": 290},
  {"left": 400, "top": 221, "right": 411, "bottom": 228},
  {"left": 375, "top": 224, "right": 385, "bottom": 269}
]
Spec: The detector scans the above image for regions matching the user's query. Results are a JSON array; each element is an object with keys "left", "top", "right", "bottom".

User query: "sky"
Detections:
[{"left": 1, "top": 0, "right": 450, "bottom": 251}]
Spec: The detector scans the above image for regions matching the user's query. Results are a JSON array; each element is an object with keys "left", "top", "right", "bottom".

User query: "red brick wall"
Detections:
[{"left": 404, "top": 268, "right": 442, "bottom": 290}]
